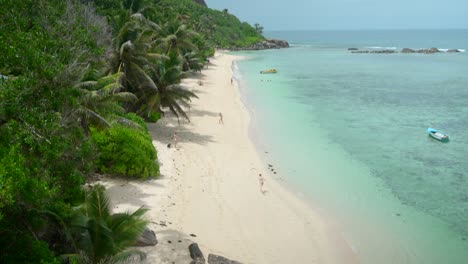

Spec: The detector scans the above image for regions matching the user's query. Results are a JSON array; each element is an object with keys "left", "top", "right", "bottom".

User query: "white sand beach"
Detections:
[{"left": 102, "top": 52, "right": 356, "bottom": 264}]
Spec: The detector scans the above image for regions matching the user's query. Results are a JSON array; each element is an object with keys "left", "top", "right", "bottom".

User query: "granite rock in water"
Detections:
[
  {"left": 417, "top": 47, "right": 440, "bottom": 54},
  {"left": 370, "top": 49, "right": 396, "bottom": 54},
  {"left": 348, "top": 48, "right": 358, "bottom": 51},
  {"left": 231, "top": 39, "right": 289, "bottom": 50},
  {"left": 401, "top": 48, "right": 416, "bottom": 53},
  {"left": 135, "top": 228, "right": 157, "bottom": 247},
  {"left": 208, "top": 254, "right": 243, "bottom": 264},
  {"left": 447, "top": 49, "right": 460, "bottom": 53},
  {"left": 189, "top": 243, "right": 205, "bottom": 263}
]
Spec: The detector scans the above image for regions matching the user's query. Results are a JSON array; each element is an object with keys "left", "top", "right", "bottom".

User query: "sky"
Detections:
[{"left": 205, "top": 0, "right": 468, "bottom": 31}]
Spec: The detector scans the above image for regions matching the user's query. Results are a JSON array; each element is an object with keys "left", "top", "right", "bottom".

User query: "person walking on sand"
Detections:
[
  {"left": 259, "top": 174, "right": 266, "bottom": 194},
  {"left": 218, "top": 112, "right": 224, "bottom": 124},
  {"left": 173, "top": 131, "right": 178, "bottom": 149}
]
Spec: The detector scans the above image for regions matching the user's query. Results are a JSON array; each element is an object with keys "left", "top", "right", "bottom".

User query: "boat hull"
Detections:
[{"left": 428, "top": 128, "right": 449, "bottom": 142}]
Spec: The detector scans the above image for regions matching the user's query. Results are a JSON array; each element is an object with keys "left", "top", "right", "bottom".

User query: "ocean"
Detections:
[{"left": 233, "top": 30, "right": 468, "bottom": 264}]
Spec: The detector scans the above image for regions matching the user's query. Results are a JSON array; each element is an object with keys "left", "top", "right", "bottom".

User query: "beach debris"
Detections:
[
  {"left": 208, "top": 254, "right": 243, "bottom": 264},
  {"left": 190, "top": 233, "right": 197, "bottom": 237},
  {"left": 135, "top": 228, "right": 158, "bottom": 247},
  {"left": 189, "top": 243, "right": 205, "bottom": 263}
]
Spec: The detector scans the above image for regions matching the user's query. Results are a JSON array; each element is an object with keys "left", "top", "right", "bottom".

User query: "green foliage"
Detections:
[
  {"left": 150, "top": 0, "right": 265, "bottom": 48},
  {"left": 0, "top": 233, "right": 61, "bottom": 264},
  {"left": 0, "top": 0, "right": 263, "bottom": 261},
  {"left": 69, "top": 185, "right": 147, "bottom": 264},
  {"left": 91, "top": 123, "right": 159, "bottom": 179}
]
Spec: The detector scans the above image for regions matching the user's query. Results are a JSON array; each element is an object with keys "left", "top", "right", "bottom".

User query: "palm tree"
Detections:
[
  {"left": 182, "top": 51, "right": 204, "bottom": 72},
  {"left": 68, "top": 185, "right": 148, "bottom": 264},
  {"left": 157, "top": 19, "right": 198, "bottom": 55},
  {"left": 107, "top": 13, "right": 161, "bottom": 91},
  {"left": 73, "top": 72, "right": 137, "bottom": 135},
  {"left": 147, "top": 51, "right": 198, "bottom": 122}
]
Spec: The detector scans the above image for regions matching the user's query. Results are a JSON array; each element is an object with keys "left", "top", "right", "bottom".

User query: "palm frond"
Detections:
[{"left": 75, "top": 81, "right": 98, "bottom": 90}]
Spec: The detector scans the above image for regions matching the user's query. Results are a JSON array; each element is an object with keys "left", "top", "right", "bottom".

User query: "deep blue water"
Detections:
[{"left": 234, "top": 30, "right": 468, "bottom": 264}]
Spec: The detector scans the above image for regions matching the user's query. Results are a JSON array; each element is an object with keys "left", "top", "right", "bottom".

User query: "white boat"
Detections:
[{"left": 428, "top": 128, "right": 449, "bottom": 142}]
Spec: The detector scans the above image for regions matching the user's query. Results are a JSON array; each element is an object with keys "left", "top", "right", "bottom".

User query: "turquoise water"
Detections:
[{"left": 234, "top": 30, "right": 468, "bottom": 263}]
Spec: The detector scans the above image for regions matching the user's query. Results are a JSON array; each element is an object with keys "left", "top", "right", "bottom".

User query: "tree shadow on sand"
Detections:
[
  {"left": 103, "top": 178, "right": 167, "bottom": 210},
  {"left": 147, "top": 115, "right": 215, "bottom": 146}
]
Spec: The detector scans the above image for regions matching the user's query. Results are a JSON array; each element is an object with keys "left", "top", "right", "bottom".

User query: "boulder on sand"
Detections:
[
  {"left": 208, "top": 254, "right": 243, "bottom": 264},
  {"left": 135, "top": 228, "right": 158, "bottom": 247}
]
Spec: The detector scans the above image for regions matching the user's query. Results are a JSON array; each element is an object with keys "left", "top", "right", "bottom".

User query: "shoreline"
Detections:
[{"left": 103, "top": 52, "right": 356, "bottom": 263}]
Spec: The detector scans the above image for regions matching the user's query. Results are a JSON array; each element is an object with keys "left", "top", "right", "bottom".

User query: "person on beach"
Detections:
[
  {"left": 259, "top": 174, "right": 266, "bottom": 194},
  {"left": 218, "top": 112, "right": 224, "bottom": 124},
  {"left": 173, "top": 131, "right": 178, "bottom": 149}
]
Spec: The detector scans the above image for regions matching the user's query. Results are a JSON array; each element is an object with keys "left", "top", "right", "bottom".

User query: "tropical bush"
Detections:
[{"left": 91, "top": 123, "right": 159, "bottom": 179}]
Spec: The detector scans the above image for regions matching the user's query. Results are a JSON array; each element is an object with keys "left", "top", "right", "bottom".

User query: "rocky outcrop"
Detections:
[
  {"left": 351, "top": 47, "right": 463, "bottom": 54},
  {"left": 250, "top": 39, "right": 289, "bottom": 49},
  {"left": 192, "top": 0, "right": 207, "bottom": 7},
  {"left": 370, "top": 50, "right": 396, "bottom": 54},
  {"left": 208, "top": 254, "right": 243, "bottom": 264},
  {"left": 351, "top": 50, "right": 396, "bottom": 54},
  {"left": 417, "top": 47, "right": 440, "bottom": 54},
  {"left": 231, "top": 39, "right": 289, "bottom": 51},
  {"left": 135, "top": 228, "right": 158, "bottom": 247},
  {"left": 401, "top": 48, "right": 416, "bottom": 53}
]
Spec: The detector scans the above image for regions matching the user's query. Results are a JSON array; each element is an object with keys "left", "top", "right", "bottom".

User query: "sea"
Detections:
[{"left": 232, "top": 30, "right": 468, "bottom": 264}]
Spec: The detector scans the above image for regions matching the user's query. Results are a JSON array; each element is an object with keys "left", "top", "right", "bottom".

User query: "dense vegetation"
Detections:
[{"left": 0, "top": 0, "right": 264, "bottom": 262}]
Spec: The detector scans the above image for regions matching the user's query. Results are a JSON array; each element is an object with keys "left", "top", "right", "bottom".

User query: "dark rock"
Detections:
[
  {"left": 447, "top": 49, "right": 460, "bottom": 53},
  {"left": 351, "top": 50, "right": 369, "bottom": 53},
  {"left": 370, "top": 49, "right": 396, "bottom": 54},
  {"left": 230, "top": 39, "right": 289, "bottom": 51},
  {"left": 401, "top": 48, "right": 415, "bottom": 53},
  {"left": 189, "top": 243, "right": 205, "bottom": 262},
  {"left": 135, "top": 228, "right": 158, "bottom": 247},
  {"left": 348, "top": 48, "right": 358, "bottom": 51},
  {"left": 208, "top": 254, "right": 243, "bottom": 264},
  {"left": 417, "top": 47, "right": 440, "bottom": 54},
  {"left": 190, "top": 233, "right": 197, "bottom": 237}
]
